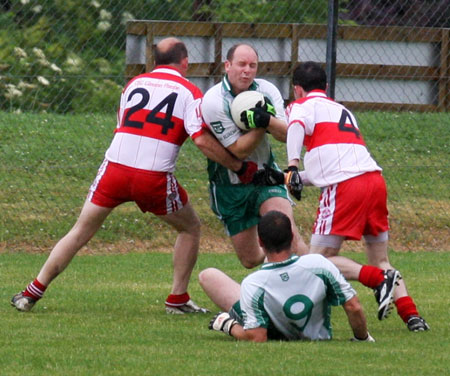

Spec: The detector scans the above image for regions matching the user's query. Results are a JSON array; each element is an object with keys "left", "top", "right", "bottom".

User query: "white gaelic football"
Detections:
[{"left": 230, "top": 90, "right": 265, "bottom": 130}]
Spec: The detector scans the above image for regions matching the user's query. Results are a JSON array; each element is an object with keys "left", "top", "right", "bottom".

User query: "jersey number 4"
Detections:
[
  {"left": 338, "top": 109, "right": 360, "bottom": 138},
  {"left": 123, "top": 88, "right": 177, "bottom": 135}
]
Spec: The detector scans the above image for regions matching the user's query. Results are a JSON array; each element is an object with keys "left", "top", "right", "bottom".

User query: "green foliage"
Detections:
[{"left": 0, "top": 252, "right": 448, "bottom": 375}]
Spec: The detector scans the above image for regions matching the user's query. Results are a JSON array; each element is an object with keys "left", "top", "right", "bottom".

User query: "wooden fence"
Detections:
[{"left": 125, "top": 21, "right": 450, "bottom": 112}]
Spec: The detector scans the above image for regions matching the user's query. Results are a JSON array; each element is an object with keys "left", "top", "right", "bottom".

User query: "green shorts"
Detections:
[{"left": 209, "top": 182, "right": 289, "bottom": 236}]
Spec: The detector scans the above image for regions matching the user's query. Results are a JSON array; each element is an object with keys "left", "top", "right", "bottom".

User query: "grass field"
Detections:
[
  {"left": 1, "top": 251, "right": 449, "bottom": 376},
  {"left": 0, "top": 111, "right": 449, "bottom": 375},
  {"left": 0, "top": 111, "right": 448, "bottom": 252}
]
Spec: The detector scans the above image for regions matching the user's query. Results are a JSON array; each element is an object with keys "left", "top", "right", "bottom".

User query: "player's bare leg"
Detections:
[
  {"left": 11, "top": 200, "right": 112, "bottom": 311},
  {"left": 37, "top": 200, "right": 113, "bottom": 285},
  {"left": 159, "top": 202, "right": 201, "bottom": 296},
  {"left": 231, "top": 226, "right": 265, "bottom": 268},
  {"left": 260, "top": 196, "right": 308, "bottom": 255},
  {"left": 198, "top": 268, "right": 240, "bottom": 311}
]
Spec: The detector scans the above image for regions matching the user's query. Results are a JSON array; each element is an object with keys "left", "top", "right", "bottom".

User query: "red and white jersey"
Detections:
[
  {"left": 105, "top": 66, "right": 205, "bottom": 172},
  {"left": 286, "top": 90, "right": 381, "bottom": 187}
]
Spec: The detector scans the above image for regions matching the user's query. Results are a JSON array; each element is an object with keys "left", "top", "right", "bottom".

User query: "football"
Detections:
[{"left": 230, "top": 90, "right": 265, "bottom": 131}]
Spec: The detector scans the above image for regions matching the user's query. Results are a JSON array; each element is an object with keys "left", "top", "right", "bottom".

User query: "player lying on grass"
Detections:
[{"left": 200, "top": 210, "right": 374, "bottom": 342}]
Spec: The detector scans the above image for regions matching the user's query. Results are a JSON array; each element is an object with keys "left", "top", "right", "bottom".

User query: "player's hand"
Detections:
[
  {"left": 208, "top": 312, "right": 238, "bottom": 336},
  {"left": 285, "top": 166, "right": 303, "bottom": 200},
  {"left": 235, "top": 161, "right": 258, "bottom": 184},
  {"left": 240, "top": 101, "right": 272, "bottom": 129},
  {"left": 262, "top": 96, "right": 276, "bottom": 116},
  {"left": 252, "top": 163, "right": 285, "bottom": 186},
  {"left": 350, "top": 333, "right": 375, "bottom": 342}
]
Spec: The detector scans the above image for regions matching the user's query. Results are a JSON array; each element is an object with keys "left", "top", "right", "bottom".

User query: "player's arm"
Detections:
[
  {"left": 193, "top": 131, "right": 242, "bottom": 171},
  {"left": 342, "top": 296, "right": 374, "bottom": 341},
  {"left": 227, "top": 128, "right": 266, "bottom": 160},
  {"left": 209, "top": 312, "right": 268, "bottom": 342},
  {"left": 266, "top": 116, "right": 287, "bottom": 143},
  {"left": 193, "top": 131, "right": 258, "bottom": 184},
  {"left": 230, "top": 325, "right": 268, "bottom": 342}
]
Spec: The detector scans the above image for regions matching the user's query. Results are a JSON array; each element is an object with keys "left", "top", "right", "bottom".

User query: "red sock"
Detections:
[
  {"left": 395, "top": 296, "right": 419, "bottom": 322},
  {"left": 23, "top": 279, "right": 47, "bottom": 300},
  {"left": 165, "top": 292, "right": 190, "bottom": 307},
  {"left": 358, "top": 265, "right": 384, "bottom": 288}
]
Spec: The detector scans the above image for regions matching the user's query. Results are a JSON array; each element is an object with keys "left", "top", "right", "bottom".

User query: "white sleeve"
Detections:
[{"left": 287, "top": 122, "right": 305, "bottom": 162}]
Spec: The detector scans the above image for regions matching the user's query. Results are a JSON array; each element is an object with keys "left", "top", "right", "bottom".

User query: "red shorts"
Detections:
[
  {"left": 88, "top": 160, "right": 188, "bottom": 215},
  {"left": 312, "top": 171, "right": 389, "bottom": 240}
]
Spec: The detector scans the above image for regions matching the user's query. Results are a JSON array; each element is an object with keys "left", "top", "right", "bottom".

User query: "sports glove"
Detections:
[
  {"left": 251, "top": 163, "right": 285, "bottom": 186},
  {"left": 350, "top": 333, "right": 375, "bottom": 342},
  {"left": 208, "top": 312, "right": 238, "bottom": 336},
  {"left": 240, "top": 100, "right": 272, "bottom": 129},
  {"left": 285, "top": 166, "right": 303, "bottom": 201},
  {"left": 262, "top": 96, "right": 276, "bottom": 116},
  {"left": 234, "top": 161, "right": 258, "bottom": 184}
]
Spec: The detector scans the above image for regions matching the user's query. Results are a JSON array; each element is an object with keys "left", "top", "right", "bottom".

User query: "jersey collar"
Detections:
[
  {"left": 152, "top": 65, "right": 183, "bottom": 77},
  {"left": 261, "top": 254, "right": 299, "bottom": 270},
  {"left": 222, "top": 74, "right": 258, "bottom": 97},
  {"left": 306, "top": 89, "right": 327, "bottom": 98}
]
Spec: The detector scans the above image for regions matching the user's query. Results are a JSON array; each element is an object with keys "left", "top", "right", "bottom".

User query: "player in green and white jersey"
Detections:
[
  {"left": 200, "top": 210, "right": 374, "bottom": 342},
  {"left": 201, "top": 44, "right": 308, "bottom": 268}
]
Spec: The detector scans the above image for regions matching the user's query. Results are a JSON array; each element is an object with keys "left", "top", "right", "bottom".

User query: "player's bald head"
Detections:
[
  {"left": 155, "top": 37, "right": 188, "bottom": 66},
  {"left": 226, "top": 43, "right": 259, "bottom": 63}
]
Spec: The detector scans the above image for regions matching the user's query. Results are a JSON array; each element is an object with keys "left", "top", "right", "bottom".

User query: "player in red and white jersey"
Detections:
[
  {"left": 284, "top": 61, "right": 428, "bottom": 332},
  {"left": 11, "top": 38, "right": 254, "bottom": 315}
]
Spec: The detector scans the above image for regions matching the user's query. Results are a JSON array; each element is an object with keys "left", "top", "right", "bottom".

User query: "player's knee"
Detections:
[{"left": 198, "top": 268, "right": 220, "bottom": 288}]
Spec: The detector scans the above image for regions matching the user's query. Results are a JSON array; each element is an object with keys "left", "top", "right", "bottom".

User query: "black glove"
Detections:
[
  {"left": 240, "top": 100, "right": 272, "bottom": 129},
  {"left": 252, "top": 163, "right": 285, "bottom": 186},
  {"left": 262, "top": 96, "right": 276, "bottom": 116},
  {"left": 285, "top": 166, "right": 303, "bottom": 200},
  {"left": 234, "top": 161, "right": 258, "bottom": 184},
  {"left": 208, "top": 312, "right": 238, "bottom": 336}
]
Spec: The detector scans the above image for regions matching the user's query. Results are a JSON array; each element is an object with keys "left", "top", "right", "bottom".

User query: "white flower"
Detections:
[
  {"left": 5, "top": 84, "right": 23, "bottom": 99},
  {"left": 20, "top": 0, "right": 30, "bottom": 5},
  {"left": 121, "top": 11, "right": 134, "bottom": 25},
  {"left": 32, "top": 5, "right": 42, "bottom": 13},
  {"left": 90, "top": 0, "right": 101, "bottom": 8},
  {"left": 32, "top": 48, "right": 46, "bottom": 60},
  {"left": 100, "top": 9, "right": 112, "bottom": 20},
  {"left": 37, "top": 76, "right": 50, "bottom": 86},
  {"left": 38, "top": 58, "right": 50, "bottom": 67},
  {"left": 97, "top": 21, "right": 111, "bottom": 31},
  {"left": 50, "top": 63, "right": 62, "bottom": 73},
  {"left": 18, "top": 81, "right": 37, "bottom": 90},
  {"left": 14, "top": 47, "right": 27, "bottom": 58},
  {"left": 66, "top": 55, "right": 82, "bottom": 67}
]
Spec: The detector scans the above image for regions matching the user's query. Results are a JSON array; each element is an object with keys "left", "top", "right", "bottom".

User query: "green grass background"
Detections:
[
  {"left": 1, "top": 251, "right": 449, "bottom": 376},
  {"left": 0, "top": 111, "right": 448, "bottom": 252}
]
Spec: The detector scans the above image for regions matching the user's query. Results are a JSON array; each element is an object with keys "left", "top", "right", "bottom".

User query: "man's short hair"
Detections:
[
  {"left": 226, "top": 43, "right": 259, "bottom": 62},
  {"left": 257, "top": 211, "right": 293, "bottom": 253},
  {"left": 292, "top": 61, "right": 327, "bottom": 92},
  {"left": 155, "top": 41, "right": 188, "bottom": 66}
]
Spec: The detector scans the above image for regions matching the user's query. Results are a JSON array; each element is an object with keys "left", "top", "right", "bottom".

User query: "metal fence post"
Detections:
[{"left": 326, "top": 0, "right": 339, "bottom": 99}]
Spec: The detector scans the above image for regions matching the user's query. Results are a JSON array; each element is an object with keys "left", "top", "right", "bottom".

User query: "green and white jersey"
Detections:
[
  {"left": 240, "top": 254, "right": 356, "bottom": 341},
  {"left": 201, "top": 75, "right": 286, "bottom": 185}
]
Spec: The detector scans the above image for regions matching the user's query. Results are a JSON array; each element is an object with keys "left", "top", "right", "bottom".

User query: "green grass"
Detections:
[
  {"left": 0, "top": 111, "right": 449, "bottom": 252},
  {"left": 1, "top": 251, "right": 449, "bottom": 375}
]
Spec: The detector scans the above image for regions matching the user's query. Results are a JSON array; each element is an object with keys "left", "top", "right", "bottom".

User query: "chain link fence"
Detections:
[{"left": 1, "top": 0, "right": 449, "bottom": 253}]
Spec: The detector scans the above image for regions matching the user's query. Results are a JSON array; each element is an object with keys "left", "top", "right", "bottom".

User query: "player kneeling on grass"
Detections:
[{"left": 200, "top": 210, "right": 374, "bottom": 342}]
